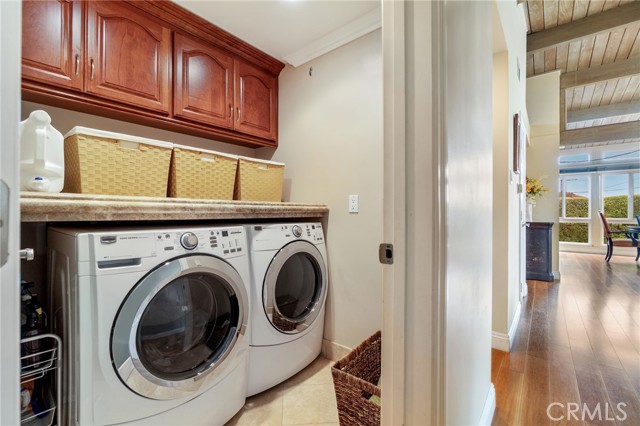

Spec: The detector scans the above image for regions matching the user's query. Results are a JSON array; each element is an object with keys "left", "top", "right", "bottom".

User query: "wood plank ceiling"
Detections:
[{"left": 525, "top": 0, "right": 640, "bottom": 147}]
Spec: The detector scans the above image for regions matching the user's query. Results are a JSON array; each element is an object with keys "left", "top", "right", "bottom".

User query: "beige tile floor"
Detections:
[{"left": 226, "top": 356, "right": 339, "bottom": 426}]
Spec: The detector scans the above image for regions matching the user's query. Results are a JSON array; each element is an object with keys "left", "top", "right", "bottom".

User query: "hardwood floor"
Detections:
[{"left": 492, "top": 252, "right": 640, "bottom": 426}]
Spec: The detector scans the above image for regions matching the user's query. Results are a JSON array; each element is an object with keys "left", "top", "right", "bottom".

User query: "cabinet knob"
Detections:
[
  {"left": 90, "top": 59, "right": 95, "bottom": 80},
  {"left": 75, "top": 54, "right": 80, "bottom": 77},
  {"left": 236, "top": 107, "right": 240, "bottom": 121},
  {"left": 229, "top": 104, "right": 232, "bottom": 119}
]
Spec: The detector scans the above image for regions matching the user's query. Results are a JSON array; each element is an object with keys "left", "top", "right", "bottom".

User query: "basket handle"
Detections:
[
  {"left": 200, "top": 154, "right": 217, "bottom": 163},
  {"left": 257, "top": 165, "right": 268, "bottom": 171},
  {"left": 117, "top": 140, "right": 142, "bottom": 151}
]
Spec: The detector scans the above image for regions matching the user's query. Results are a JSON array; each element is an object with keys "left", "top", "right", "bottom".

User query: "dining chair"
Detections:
[{"left": 597, "top": 211, "right": 639, "bottom": 262}]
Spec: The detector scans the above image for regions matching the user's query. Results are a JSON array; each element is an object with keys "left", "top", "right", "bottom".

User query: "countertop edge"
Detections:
[{"left": 20, "top": 192, "right": 329, "bottom": 222}]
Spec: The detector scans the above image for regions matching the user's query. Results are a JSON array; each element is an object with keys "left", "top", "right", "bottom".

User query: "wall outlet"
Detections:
[{"left": 348, "top": 194, "right": 359, "bottom": 213}]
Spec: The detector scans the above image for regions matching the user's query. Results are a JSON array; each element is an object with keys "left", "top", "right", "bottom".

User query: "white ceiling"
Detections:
[{"left": 173, "top": 0, "right": 380, "bottom": 67}]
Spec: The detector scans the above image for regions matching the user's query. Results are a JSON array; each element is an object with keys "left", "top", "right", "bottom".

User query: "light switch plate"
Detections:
[{"left": 348, "top": 194, "right": 359, "bottom": 213}]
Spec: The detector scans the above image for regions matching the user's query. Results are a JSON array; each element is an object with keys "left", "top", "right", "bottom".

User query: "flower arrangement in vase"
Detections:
[{"left": 525, "top": 176, "right": 549, "bottom": 222}]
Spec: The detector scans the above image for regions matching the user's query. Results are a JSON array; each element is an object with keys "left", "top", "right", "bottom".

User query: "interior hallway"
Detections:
[{"left": 492, "top": 252, "right": 640, "bottom": 426}]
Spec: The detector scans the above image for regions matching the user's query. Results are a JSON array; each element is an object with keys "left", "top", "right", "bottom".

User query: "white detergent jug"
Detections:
[{"left": 19, "top": 110, "right": 65, "bottom": 193}]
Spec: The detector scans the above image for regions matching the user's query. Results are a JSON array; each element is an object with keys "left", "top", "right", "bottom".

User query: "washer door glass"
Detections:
[
  {"left": 264, "top": 241, "right": 326, "bottom": 334},
  {"left": 137, "top": 272, "right": 237, "bottom": 381},
  {"left": 112, "top": 254, "right": 248, "bottom": 400}
]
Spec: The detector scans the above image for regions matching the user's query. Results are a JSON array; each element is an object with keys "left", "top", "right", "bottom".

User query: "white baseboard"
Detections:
[
  {"left": 321, "top": 339, "right": 352, "bottom": 362},
  {"left": 491, "top": 331, "right": 510, "bottom": 352},
  {"left": 553, "top": 271, "right": 561, "bottom": 280},
  {"left": 508, "top": 301, "right": 522, "bottom": 345},
  {"left": 479, "top": 383, "right": 496, "bottom": 426},
  {"left": 492, "top": 302, "right": 522, "bottom": 352}
]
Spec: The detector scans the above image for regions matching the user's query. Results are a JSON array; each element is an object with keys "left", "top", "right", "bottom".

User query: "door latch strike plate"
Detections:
[{"left": 379, "top": 243, "right": 393, "bottom": 265}]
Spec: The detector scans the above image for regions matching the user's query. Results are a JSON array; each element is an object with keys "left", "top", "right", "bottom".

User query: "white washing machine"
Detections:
[
  {"left": 245, "top": 222, "right": 328, "bottom": 396},
  {"left": 48, "top": 225, "right": 251, "bottom": 426}
]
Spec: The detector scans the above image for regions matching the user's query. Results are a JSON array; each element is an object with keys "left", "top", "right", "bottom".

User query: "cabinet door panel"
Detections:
[
  {"left": 174, "top": 33, "right": 233, "bottom": 128},
  {"left": 22, "top": 0, "right": 83, "bottom": 91},
  {"left": 87, "top": 1, "right": 170, "bottom": 113},
  {"left": 235, "top": 60, "right": 277, "bottom": 141}
]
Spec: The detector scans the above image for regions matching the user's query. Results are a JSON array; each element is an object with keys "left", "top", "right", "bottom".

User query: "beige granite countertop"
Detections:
[{"left": 20, "top": 192, "right": 329, "bottom": 222}]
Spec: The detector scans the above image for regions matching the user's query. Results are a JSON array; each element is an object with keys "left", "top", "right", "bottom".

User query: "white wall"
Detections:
[
  {"left": 21, "top": 102, "right": 256, "bottom": 158},
  {"left": 527, "top": 71, "right": 561, "bottom": 275},
  {"left": 492, "top": 0, "right": 528, "bottom": 345},
  {"left": 259, "top": 30, "right": 383, "bottom": 349},
  {"left": 444, "top": 1, "right": 494, "bottom": 424}
]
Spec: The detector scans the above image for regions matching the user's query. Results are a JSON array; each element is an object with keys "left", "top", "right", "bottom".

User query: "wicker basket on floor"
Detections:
[{"left": 331, "top": 331, "right": 381, "bottom": 426}]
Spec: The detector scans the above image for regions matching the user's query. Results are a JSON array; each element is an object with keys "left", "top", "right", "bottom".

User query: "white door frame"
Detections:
[
  {"left": 381, "top": 0, "right": 406, "bottom": 424},
  {"left": 381, "top": 1, "right": 445, "bottom": 424},
  {"left": 0, "top": 0, "right": 23, "bottom": 424}
]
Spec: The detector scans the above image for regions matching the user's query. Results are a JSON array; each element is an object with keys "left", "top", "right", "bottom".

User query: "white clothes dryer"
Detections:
[
  {"left": 245, "top": 223, "right": 328, "bottom": 396},
  {"left": 48, "top": 225, "right": 251, "bottom": 426}
]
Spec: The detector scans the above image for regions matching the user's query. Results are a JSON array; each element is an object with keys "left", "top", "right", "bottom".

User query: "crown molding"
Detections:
[{"left": 283, "top": 7, "right": 381, "bottom": 68}]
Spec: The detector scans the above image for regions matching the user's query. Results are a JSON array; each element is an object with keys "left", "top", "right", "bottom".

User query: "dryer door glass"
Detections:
[
  {"left": 264, "top": 241, "right": 327, "bottom": 334},
  {"left": 274, "top": 254, "right": 319, "bottom": 320},
  {"left": 137, "top": 272, "right": 238, "bottom": 381}
]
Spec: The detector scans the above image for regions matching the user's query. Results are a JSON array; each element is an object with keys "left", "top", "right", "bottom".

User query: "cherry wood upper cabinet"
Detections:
[
  {"left": 21, "top": 1, "right": 284, "bottom": 147},
  {"left": 234, "top": 60, "right": 277, "bottom": 141},
  {"left": 22, "top": 0, "right": 83, "bottom": 91},
  {"left": 86, "top": 1, "right": 170, "bottom": 113},
  {"left": 174, "top": 33, "right": 234, "bottom": 128}
]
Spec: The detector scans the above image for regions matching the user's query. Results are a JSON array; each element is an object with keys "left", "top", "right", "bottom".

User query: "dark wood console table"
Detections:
[{"left": 526, "top": 222, "right": 554, "bottom": 282}]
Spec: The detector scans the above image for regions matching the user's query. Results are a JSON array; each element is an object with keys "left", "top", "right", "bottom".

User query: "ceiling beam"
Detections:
[
  {"left": 567, "top": 101, "right": 640, "bottom": 124},
  {"left": 527, "top": 2, "right": 640, "bottom": 53},
  {"left": 560, "top": 121, "right": 640, "bottom": 146},
  {"left": 560, "top": 56, "right": 640, "bottom": 89}
]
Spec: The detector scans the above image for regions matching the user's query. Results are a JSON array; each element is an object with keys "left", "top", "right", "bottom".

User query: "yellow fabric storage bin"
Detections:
[
  {"left": 62, "top": 127, "right": 173, "bottom": 197},
  {"left": 168, "top": 144, "right": 238, "bottom": 200},
  {"left": 234, "top": 157, "right": 285, "bottom": 202}
]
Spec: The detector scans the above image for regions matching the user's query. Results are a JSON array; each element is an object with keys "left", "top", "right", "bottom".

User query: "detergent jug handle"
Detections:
[
  {"left": 30, "top": 110, "right": 50, "bottom": 170},
  {"left": 35, "top": 127, "right": 47, "bottom": 170}
]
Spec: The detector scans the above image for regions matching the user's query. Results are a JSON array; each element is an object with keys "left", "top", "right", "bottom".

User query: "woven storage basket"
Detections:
[
  {"left": 63, "top": 127, "right": 172, "bottom": 197},
  {"left": 234, "top": 157, "right": 285, "bottom": 202},
  {"left": 331, "top": 331, "right": 381, "bottom": 426},
  {"left": 168, "top": 144, "right": 238, "bottom": 200}
]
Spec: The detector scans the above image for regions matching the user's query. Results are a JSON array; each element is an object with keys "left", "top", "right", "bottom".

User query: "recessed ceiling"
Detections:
[{"left": 173, "top": 0, "right": 380, "bottom": 66}]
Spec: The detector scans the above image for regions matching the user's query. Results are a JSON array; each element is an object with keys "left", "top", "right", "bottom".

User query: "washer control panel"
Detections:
[
  {"left": 204, "top": 227, "right": 246, "bottom": 256},
  {"left": 155, "top": 227, "right": 245, "bottom": 256},
  {"left": 93, "top": 226, "right": 246, "bottom": 263}
]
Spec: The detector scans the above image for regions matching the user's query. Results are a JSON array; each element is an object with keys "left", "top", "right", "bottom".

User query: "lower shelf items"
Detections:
[{"left": 20, "top": 334, "right": 62, "bottom": 426}]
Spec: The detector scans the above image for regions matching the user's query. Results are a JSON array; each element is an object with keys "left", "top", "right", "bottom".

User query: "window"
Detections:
[
  {"left": 602, "top": 174, "right": 629, "bottom": 219},
  {"left": 602, "top": 172, "right": 640, "bottom": 220},
  {"left": 560, "top": 175, "right": 590, "bottom": 219},
  {"left": 559, "top": 153, "right": 589, "bottom": 165},
  {"left": 558, "top": 143, "right": 639, "bottom": 250},
  {"left": 559, "top": 175, "right": 590, "bottom": 243},
  {"left": 634, "top": 173, "right": 639, "bottom": 218},
  {"left": 602, "top": 149, "right": 640, "bottom": 163}
]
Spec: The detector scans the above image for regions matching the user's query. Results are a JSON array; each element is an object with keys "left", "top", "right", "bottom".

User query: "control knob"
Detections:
[
  {"left": 292, "top": 225, "right": 302, "bottom": 238},
  {"left": 180, "top": 232, "right": 198, "bottom": 250}
]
